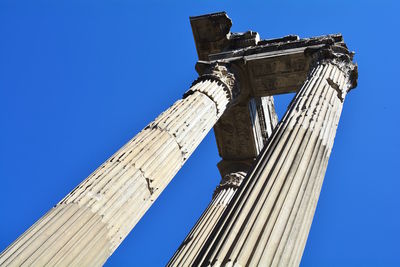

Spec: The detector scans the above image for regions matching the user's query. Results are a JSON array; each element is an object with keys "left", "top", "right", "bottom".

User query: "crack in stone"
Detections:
[{"left": 326, "top": 77, "right": 344, "bottom": 102}]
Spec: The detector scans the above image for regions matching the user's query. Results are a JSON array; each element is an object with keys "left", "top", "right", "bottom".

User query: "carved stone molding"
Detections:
[
  {"left": 190, "top": 12, "right": 357, "bottom": 98},
  {"left": 189, "top": 12, "right": 260, "bottom": 61}
]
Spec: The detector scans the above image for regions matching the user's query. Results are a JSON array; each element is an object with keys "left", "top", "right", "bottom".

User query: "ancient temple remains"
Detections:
[{"left": 0, "top": 12, "right": 357, "bottom": 267}]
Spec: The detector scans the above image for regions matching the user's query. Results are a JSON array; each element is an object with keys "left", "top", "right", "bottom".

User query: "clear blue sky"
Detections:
[{"left": 0, "top": 1, "right": 399, "bottom": 266}]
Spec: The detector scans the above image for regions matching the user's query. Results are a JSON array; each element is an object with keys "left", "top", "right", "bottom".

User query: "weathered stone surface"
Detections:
[
  {"left": 168, "top": 95, "right": 278, "bottom": 267},
  {"left": 188, "top": 46, "right": 357, "bottom": 267},
  {"left": 190, "top": 12, "right": 259, "bottom": 62},
  {"left": 214, "top": 96, "right": 277, "bottom": 162},
  {"left": 190, "top": 12, "right": 350, "bottom": 98}
]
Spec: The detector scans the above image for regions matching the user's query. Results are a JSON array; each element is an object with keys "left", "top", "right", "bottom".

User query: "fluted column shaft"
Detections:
[
  {"left": 192, "top": 52, "right": 357, "bottom": 267},
  {"left": 0, "top": 65, "right": 237, "bottom": 266},
  {"left": 169, "top": 172, "right": 246, "bottom": 267},
  {"left": 168, "top": 96, "right": 278, "bottom": 267}
]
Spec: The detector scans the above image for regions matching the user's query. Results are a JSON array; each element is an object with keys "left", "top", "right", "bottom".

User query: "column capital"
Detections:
[
  {"left": 305, "top": 44, "right": 358, "bottom": 91},
  {"left": 192, "top": 61, "right": 239, "bottom": 101},
  {"left": 213, "top": 171, "right": 246, "bottom": 197}
]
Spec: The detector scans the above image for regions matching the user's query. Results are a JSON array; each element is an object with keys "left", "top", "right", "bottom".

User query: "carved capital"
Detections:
[
  {"left": 305, "top": 44, "right": 358, "bottom": 92},
  {"left": 213, "top": 171, "right": 246, "bottom": 197},
  {"left": 191, "top": 61, "right": 239, "bottom": 101}
]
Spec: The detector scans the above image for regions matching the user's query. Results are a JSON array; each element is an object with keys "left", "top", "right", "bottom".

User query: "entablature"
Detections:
[{"left": 190, "top": 12, "right": 353, "bottom": 97}]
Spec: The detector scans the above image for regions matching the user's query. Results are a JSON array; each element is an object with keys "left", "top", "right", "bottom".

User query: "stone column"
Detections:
[
  {"left": 168, "top": 171, "right": 246, "bottom": 267},
  {"left": 191, "top": 46, "right": 357, "bottom": 267},
  {"left": 168, "top": 96, "right": 278, "bottom": 267},
  {"left": 0, "top": 64, "right": 237, "bottom": 266}
]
